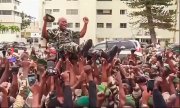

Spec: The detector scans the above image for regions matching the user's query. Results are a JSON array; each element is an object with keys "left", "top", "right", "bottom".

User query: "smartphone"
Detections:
[
  {"left": 28, "top": 74, "right": 37, "bottom": 86},
  {"left": 11, "top": 65, "right": 19, "bottom": 74},
  {"left": 47, "top": 61, "right": 56, "bottom": 76},
  {"left": 147, "top": 79, "right": 155, "bottom": 92},
  {"left": 8, "top": 57, "right": 17, "bottom": 63}
]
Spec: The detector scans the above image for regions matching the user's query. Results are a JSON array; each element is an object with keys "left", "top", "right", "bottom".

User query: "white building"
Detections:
[
  {"left": 39, "top": 0, "right": 179, "bottom": 44},
  {"left": 0, "top": 0, "right": 22, "bottom": 42}
]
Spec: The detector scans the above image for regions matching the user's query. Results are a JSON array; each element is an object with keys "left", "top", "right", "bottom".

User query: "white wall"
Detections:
[
  {"left": 0, "top": 34, "right": 24, "bottom": 42},
  {"left": 79, "top": 0, "right": 97, "bottom": 43},
  {"left": 39, "top": 0, "right": 179, "bottom": 44}
]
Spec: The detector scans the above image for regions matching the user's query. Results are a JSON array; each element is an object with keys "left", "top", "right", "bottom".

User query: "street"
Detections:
[{"left": 0, "top": 44, "right": 42, "bottom": 57}]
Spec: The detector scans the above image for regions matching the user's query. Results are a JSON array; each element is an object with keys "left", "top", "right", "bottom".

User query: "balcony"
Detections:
[{"left": 0, "top": 15, "right": 22, "bottom": 23}]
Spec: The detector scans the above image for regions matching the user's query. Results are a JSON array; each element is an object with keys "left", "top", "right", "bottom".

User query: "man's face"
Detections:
[
  {"left": 58, "top": 18, "right": 67, "bottom": 30},
  {"left": 150, "top": 56, "right": 157, "bottom": 64}
]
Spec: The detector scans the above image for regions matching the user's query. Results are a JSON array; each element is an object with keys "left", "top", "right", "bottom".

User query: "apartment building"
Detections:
[
  {"left": 0, "top": 0, "right": 22, "bottom": 42},
  {"left": 39, "top": 0, "right": 179, "bottom": 44},
  {"left": 21, "top": 21, "right": 40, "bottom": 38}
]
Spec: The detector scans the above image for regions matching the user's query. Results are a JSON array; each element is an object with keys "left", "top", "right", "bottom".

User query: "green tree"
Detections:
[
  {"left": 1, "top": 24, "right": 9, "bottom": 33},
  {"left": 127, "top": 0, "right": 176, "bottom": 44},
  {"left": 21, "top": 12, "right": 31, "bottom": 30},
  {"left": 9, "top": 25, "right": 20, "bottom": 33},
  {"left": 0, "top": 24, "right": 3, "bottom": 33}
]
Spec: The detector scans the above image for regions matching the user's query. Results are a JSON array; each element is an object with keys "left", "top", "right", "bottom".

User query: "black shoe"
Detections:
[
  {"left": 81, "top": 39, "right": 93, "bottom": 57},
  {"left": 46, "top": 14, "right": 55, "bottom": 22},
  {"left": 106, "top": 45, "right": 118, "bottom": 63}
]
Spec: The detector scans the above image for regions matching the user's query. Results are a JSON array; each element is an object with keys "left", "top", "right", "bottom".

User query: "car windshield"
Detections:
[
  {"left": 117, "top": 41, "right": 136, "bottom": 49},
  {"left": 94, "top": 43, "right": 106, "bottom": 50}
]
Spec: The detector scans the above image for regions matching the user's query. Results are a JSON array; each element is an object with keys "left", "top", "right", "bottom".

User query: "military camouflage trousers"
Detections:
[{"left": 57, "top": 42, "right": 80, "bottom": 53}]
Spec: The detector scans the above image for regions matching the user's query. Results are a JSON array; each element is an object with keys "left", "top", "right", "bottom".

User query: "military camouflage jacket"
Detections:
[{"left": 47, "top": 27, "right": 80, "bottom": 46}]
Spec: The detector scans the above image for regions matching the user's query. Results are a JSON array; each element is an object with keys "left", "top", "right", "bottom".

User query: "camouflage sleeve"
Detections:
[{"left": 47, "top": 29, "right": 56, "bottom": 43}]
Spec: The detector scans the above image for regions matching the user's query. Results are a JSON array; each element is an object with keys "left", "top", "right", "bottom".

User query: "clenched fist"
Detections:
[{"left": 83, "top": 17, "right": 89, "bottom": 24}]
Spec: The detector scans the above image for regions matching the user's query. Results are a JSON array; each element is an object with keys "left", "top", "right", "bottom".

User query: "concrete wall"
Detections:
[{"left": 39, "top": 0, "right": 179, "bottom": 44}]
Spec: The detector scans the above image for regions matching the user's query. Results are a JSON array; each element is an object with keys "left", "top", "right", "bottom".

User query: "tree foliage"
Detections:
[
  {"left": 21, "top": 12, "right": 32, "bottom": 30},
  {"left": 126, "top": 0, "right": 177, "bottom": 43},
  {"left": 0, "top": 24, "right": 20, "bottom": 33}
]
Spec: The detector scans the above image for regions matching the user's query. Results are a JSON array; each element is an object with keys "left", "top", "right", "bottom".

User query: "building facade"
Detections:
[
  {"left": 0, "top": 0, "right": 22, "bottom": 42},
  {"left": 39, "top": 0, "right": 179, "bottom": 44}
]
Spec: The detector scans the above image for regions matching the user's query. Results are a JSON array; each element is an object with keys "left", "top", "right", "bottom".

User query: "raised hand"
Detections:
[
  {"left": 0, "top": 82, "right": 8, "bottom": 94},
  {"left": 154, "top": 76, "right": 163, "bottom": 89},
  {"left": 83, "top": 17, "right": 89, "bottom": 24},
  {"left": 61, "top": 71, "right": 70, "bottom": 84}
]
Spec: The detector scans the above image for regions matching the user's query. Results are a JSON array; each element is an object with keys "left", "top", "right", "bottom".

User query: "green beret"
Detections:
[{"left": 125, "top": 95, "right": 136, "bottom": 108}]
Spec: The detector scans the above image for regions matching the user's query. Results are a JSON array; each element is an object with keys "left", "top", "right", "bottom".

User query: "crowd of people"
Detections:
[{"left": 0, "top": 15, "right": 179, "bottom": 108}]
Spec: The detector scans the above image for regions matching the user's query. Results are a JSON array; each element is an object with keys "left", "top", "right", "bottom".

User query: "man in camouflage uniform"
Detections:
[{"left": 42, "top": 16, "right": 92, "bottom": 60}]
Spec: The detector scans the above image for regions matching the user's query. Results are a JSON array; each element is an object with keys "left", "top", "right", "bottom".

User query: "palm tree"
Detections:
[
  {"left": 1, "top": 25, "right": 7, "bottom": 33},
  {"left": 9, "top": 25, "right": 20, "bottom": 33},
  {"left": 0, "top": 24, "right": 3, "bottom": 34}
]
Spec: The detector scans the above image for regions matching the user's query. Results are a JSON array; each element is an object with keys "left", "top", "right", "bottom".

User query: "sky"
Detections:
[{"left": 21, "top": 0, "right": 39, "bottom": 20}]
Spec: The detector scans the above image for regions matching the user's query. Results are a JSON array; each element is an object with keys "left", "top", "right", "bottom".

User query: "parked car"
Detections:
[
  {"left": 91, "top": 40, "right": 136, "bottom": 51},
  {"left": 129, "top": 40, "right": 142, "bottom": 52},
  {"left": 0, "top": 42, "right": 8, "bottom": 51},
  {"left": 11, "top": 42, "right": 26, "bottom": 50},
  {"left": 0, "top": 43, "right": 4, "bottom": 50},
  {"left": 90, "top": 40, "right": 142, "bottom": 59},
  {"left": 169, "top": 44, "right": 180, "bottom": 53}
]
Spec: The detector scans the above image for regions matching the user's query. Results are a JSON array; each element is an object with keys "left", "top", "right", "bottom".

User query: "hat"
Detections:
[
  {"left": 125, "top": 95, "right": 136, "bottom": 108},
  {"left": 130, "top": 48, "right": 136, "bottom": 52},
  {"left": 75, "top": 96, "right": 89, "bottom": 107},
  {"left": 45, "top": 14, "right": 55, "bottom": 22},
  {"left": 98, "top": 84, "right": 106, "bottom": 92},
  {"left": 173, "top": 77, "right": 180, "bottom": 84}
]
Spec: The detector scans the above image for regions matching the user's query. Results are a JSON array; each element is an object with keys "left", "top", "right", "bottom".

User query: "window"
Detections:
[
  {"left": 97, "top": 9, "right": 112, "bottom": 15},
  {"left": 0, "top": 10, "right": 12, "bottom": 15},
  {"left": 97, "top": 38, "right": 104, "bottom": 42},
  {"left": 67, "top": 23, "right": 73, "bottom": 28},
  {"left": 53, "top": 22, "right": 57, "bottom": 25},
  {"left": 14, "top": 11, "right": 20, "bottom": 16},
  {"left": 106, "top": 23, "right": 112, "bottom": 28},
  {"left": 53, "top": 9, "right": 60, "bottom": 12},
  {"left": 97, "top": 0, "right": 112, "bottom": 1},
  {"left": 47, "top": 22, "right": 52, "bottom": 27},
  {"left": 97, "top": 23, "right": 104, "bottom": 28},
  {"left": 94, "top": 43, "right": 106, "bottom": 50},
  {"left": 120, "top": 10, "right": 126, "bottom": 15},
  {"left": 75, "top": 23, "right": 80, "bottom": 28},
  {"left": 0, "top": 0, "right": 12, "bottom": 3},
  {"left": 45, "top": 9, "right": 52, "bottom": 14},
  {"left": 66, "top": 9, "right": 78, "bottom": 15},
  {"left": 120, "top": 23, "right": 127, "bottom": 28}
]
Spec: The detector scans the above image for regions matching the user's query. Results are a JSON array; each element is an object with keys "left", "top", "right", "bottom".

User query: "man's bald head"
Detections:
[
  {"left": 58, "top": 17, "right": 68, "bottom": 30},
  {"left": 58, "top": 17, "right": 67, "bottom": 23}
]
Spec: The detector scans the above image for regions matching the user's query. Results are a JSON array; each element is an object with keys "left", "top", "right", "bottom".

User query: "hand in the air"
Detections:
[{"left": 83, "top": 17, "right": 89, "bottom": 24}]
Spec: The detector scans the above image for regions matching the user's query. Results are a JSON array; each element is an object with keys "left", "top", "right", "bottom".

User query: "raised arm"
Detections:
[
  {"left": 42, "top": 16, "right": 48, "bottom": 40},
  {"left": 80, "top": 17, "right": 89, "bottom": 38}
]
